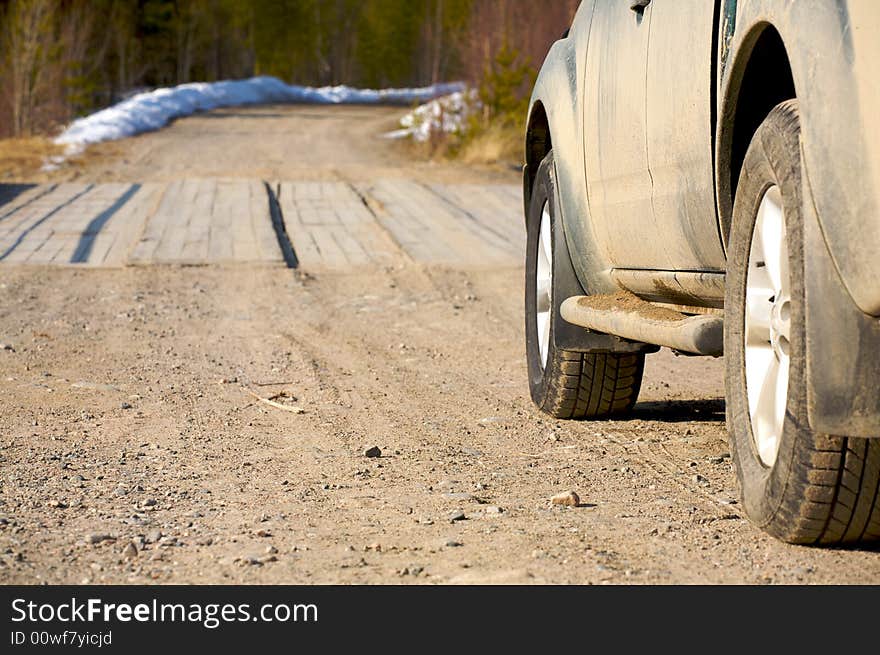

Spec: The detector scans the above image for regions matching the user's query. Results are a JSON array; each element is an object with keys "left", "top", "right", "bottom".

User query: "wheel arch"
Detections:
[
  {"left": 717, "top": 21, "right": 796, "bottom": 247},
  {"left": 524, "top": 100, "right": 552, "bottom": 213}
]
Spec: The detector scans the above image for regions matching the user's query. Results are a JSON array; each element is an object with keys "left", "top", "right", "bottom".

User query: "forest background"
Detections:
[{"left": 0, "top": 0, "right": 579, "bottom": 156}]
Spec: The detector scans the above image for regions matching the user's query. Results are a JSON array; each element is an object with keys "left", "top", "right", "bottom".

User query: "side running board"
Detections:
[{"left": 560, "top": 292, "right": 723, "bottom": 356}]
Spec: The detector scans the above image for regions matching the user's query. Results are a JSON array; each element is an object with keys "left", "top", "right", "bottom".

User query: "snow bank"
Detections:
[
  {"left": 384, "top": 89, "right": 479, "bottom": 142},
  {"left": 54, "top": 76, "right": 465, "bottom": 149}
]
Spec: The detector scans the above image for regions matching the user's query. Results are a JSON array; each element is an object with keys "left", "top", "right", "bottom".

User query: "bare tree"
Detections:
[{"left": 3, "top": 0, "right": 54, "bottom": 136}]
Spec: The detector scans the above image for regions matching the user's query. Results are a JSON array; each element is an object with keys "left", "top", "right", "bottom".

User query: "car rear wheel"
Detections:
[
  {"left": 725, "top": 99, "right": 880, "bottom": 544},
  {"left": 525, "top": 151, "right": 644, "bottom": 419}
]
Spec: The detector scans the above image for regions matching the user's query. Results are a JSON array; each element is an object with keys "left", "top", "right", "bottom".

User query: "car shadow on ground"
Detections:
[
  {"left": 630, "top": 398, "right": 725, "bottom": 423},
  {"left": 0, "top": 183, "right": 38, "bottom": 207}
]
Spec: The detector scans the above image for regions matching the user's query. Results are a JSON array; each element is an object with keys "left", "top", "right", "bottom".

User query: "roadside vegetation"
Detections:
[{"left": 0, "top": 0, "right": 577, "bottom": 171}]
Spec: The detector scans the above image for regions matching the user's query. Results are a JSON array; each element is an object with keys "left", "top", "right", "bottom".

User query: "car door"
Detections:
[
  {"left": 583, "top": 1, "right": 725, "bottom": 273},
  {"left": 582, "top": 1, "right": 662, "bottom": 269},
  {"left": 644, "top": 0, "right": 726, "bottom": 271}
]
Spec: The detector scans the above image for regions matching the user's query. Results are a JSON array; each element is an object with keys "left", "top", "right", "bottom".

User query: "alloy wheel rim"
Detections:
[
  {"left": 744, "top": 185, "right": 791, "bottom": 467},
  {"left": 536, "top": 202, "right": 553, "bottom": 369}
]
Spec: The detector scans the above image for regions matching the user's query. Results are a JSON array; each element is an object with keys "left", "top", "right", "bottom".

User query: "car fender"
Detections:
[
  {"left": 525, "top": 0, "right": 616, "bottom": 298},
  {"left": 524, "top": 2, "right": 648, "bottom": 355},
  {"left": 720, "top": 0, "right": 880, "bottom": 316}
]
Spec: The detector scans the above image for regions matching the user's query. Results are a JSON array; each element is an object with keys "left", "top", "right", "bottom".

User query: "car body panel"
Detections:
[
  {"left": 646, "top": 1, "right": 725, "bottom": 271},
  {"left": 582, "top": 2, "right": 657, "bottom": 268},
  {"left": 579, "top": 1, "right": 726, "bottom": 272}
]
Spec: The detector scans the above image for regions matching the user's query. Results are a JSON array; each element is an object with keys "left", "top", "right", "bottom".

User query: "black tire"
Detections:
[
  {"left": 725, "top": 99, "right": 880, "bottom": 545},
  {"left": 525, "top": 151, "right": 644, "bottom": 419}
]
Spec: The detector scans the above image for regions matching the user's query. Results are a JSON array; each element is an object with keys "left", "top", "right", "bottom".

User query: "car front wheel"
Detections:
[
  {"left": 725, "top": 99, "right": 880, "bottom": 545},
  {"left": 525, "top": 151, "right": 644, "bottom": 420}
]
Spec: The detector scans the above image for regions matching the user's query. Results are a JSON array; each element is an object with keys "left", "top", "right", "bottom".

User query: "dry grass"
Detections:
[
  {"left": 0, "top": 137, "right": 120, "bottom": 183},
  {"left": 0, "top": 137, "right": 65, "bottom": 182},
  {"left": 456, "top": 122, "right": 523, "bottom": 168},
  {"left": 396, "top": 121, "right": 524, "bottom": 172}
]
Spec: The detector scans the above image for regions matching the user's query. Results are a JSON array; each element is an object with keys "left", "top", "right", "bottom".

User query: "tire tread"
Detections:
[{"left": 541, "top": 352, "right": 644, "bottom": 420}]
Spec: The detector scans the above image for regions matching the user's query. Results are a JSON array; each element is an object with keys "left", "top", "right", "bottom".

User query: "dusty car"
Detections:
[{"left": 523, "top": 0, "right": 880, "bottom": 545}]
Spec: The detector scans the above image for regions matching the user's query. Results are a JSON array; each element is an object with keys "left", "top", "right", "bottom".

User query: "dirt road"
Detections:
[{"left": 1, "top": 106, "right": 878, "bottom": 584}]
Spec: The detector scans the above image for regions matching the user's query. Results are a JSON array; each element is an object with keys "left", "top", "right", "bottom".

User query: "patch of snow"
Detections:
[
  {"left": 41, "top": 145, "right": 80, "bottom": 172},
  {"left": 384, "top": 89, "right": 480, "bottom": 142},
  {"left": 54, "top": 76, "right": 465, "bottom": 150}
]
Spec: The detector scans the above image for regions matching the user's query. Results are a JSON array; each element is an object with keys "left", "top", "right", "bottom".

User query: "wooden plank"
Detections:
[
  {"left": 154, "top": 179, "right": 200, "bottom": 262},
  {"left": 0, "top": 184, "right": 54, "bottom": 223},
  {"left": 249, "top": 180, "right": 282, "bottom": 262},
  {"left": 49, "top": 184, "right": 129, "bottom": 238},
  {"left": 130, "top": 181, "right": 182, "bottom": 263},
  {"left": 207, "top": 181, "right": 233, "bottom": 262},
  {"left": 365, "top": 179, "right": 456, "bottom": 263},
  {"left": 105, "top": 183, "right": 163, "bottom": 267},
  {"left": 328, "top": 225, "right": 369, "bottom": 265},
  {"left": 81, "top": 232, "right": 117, "bottom": 266},
  {"left": 386, "top": 179, "right": 517, "bottom": 265},
  {"left": 430, "top": 184, "right": 524, "bottom": 256},
  {"left": 222, "top": 180, "right": 260, "bottom": 262},
  {"left": 48, "top": 234, "right": 82, "bottom": 264},
  {"left": 308, "top": 225, "right": 348, "bottom": 267},
  {"left": 278, "top": 182, "right": 322, "bottom": 267},
  {"left": 1, "top": 184, "right": 92, "bottom": 237},
  {"left": 26, "top": 233, "right": 68, "bottom": 264},
  {"left": 0, "top": 185, "right": 94, "bottom": 264},
  {"left": 178, "top": 179, "right": 215, "bottom": 262},
  {"left": 2, "top": 232, "right": 50, "bottom": 263}
]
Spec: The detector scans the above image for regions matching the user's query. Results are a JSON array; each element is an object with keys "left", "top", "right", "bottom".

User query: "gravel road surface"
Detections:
[{"left": 1, "top": 105, "right": 878, "bottom": 583}]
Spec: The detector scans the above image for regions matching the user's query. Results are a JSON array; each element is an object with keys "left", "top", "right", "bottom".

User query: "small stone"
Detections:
[
  {"left": 141, "top": 498, "right": 158, "bottom": 507},
  {"left": 86, "top": 533, "right": 112, "bottom": 545},
  {"left": 265, "top": 545, "right": 278, "bottom": 555},
  {"left": 692, "top": 474, "right": 710, "bottom": 486},
  {"left": 236, "top": 556, "right": 262, "bottom": 567},
  {"left": 448, "top": 511, "right": 466, "bottom": 523},
  {"left": 0, "top": 343, "right": 14, "bottom": 352},
  {"left": 551, "top": 491, "right": 581, "bottom": 507},
  {"left": 484, "top": 505, "right": 504, "bottom": 515},
  {"left": 195, "top": 536, "right": 214, "bottom": 546},
  {"left": 444, "top": 539, "right": 462, "bottom": 548},
  {"left": 48, "top": 499, "right": 68, "bottom": 509},
  {"left": 363, "top": 446, "right": 382, "bottom": 458},
  {"left": 255, "top": 529, "right": 272, "bottom": 538},
  {"left": 121, "top": 402, "right": 133, "bottom": 410},
  {"left": 145, "top": 529, "right": 162, "bottom": 544},
  {"left": 122, "top": 542, "right": 138, "bottom": 559}
]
